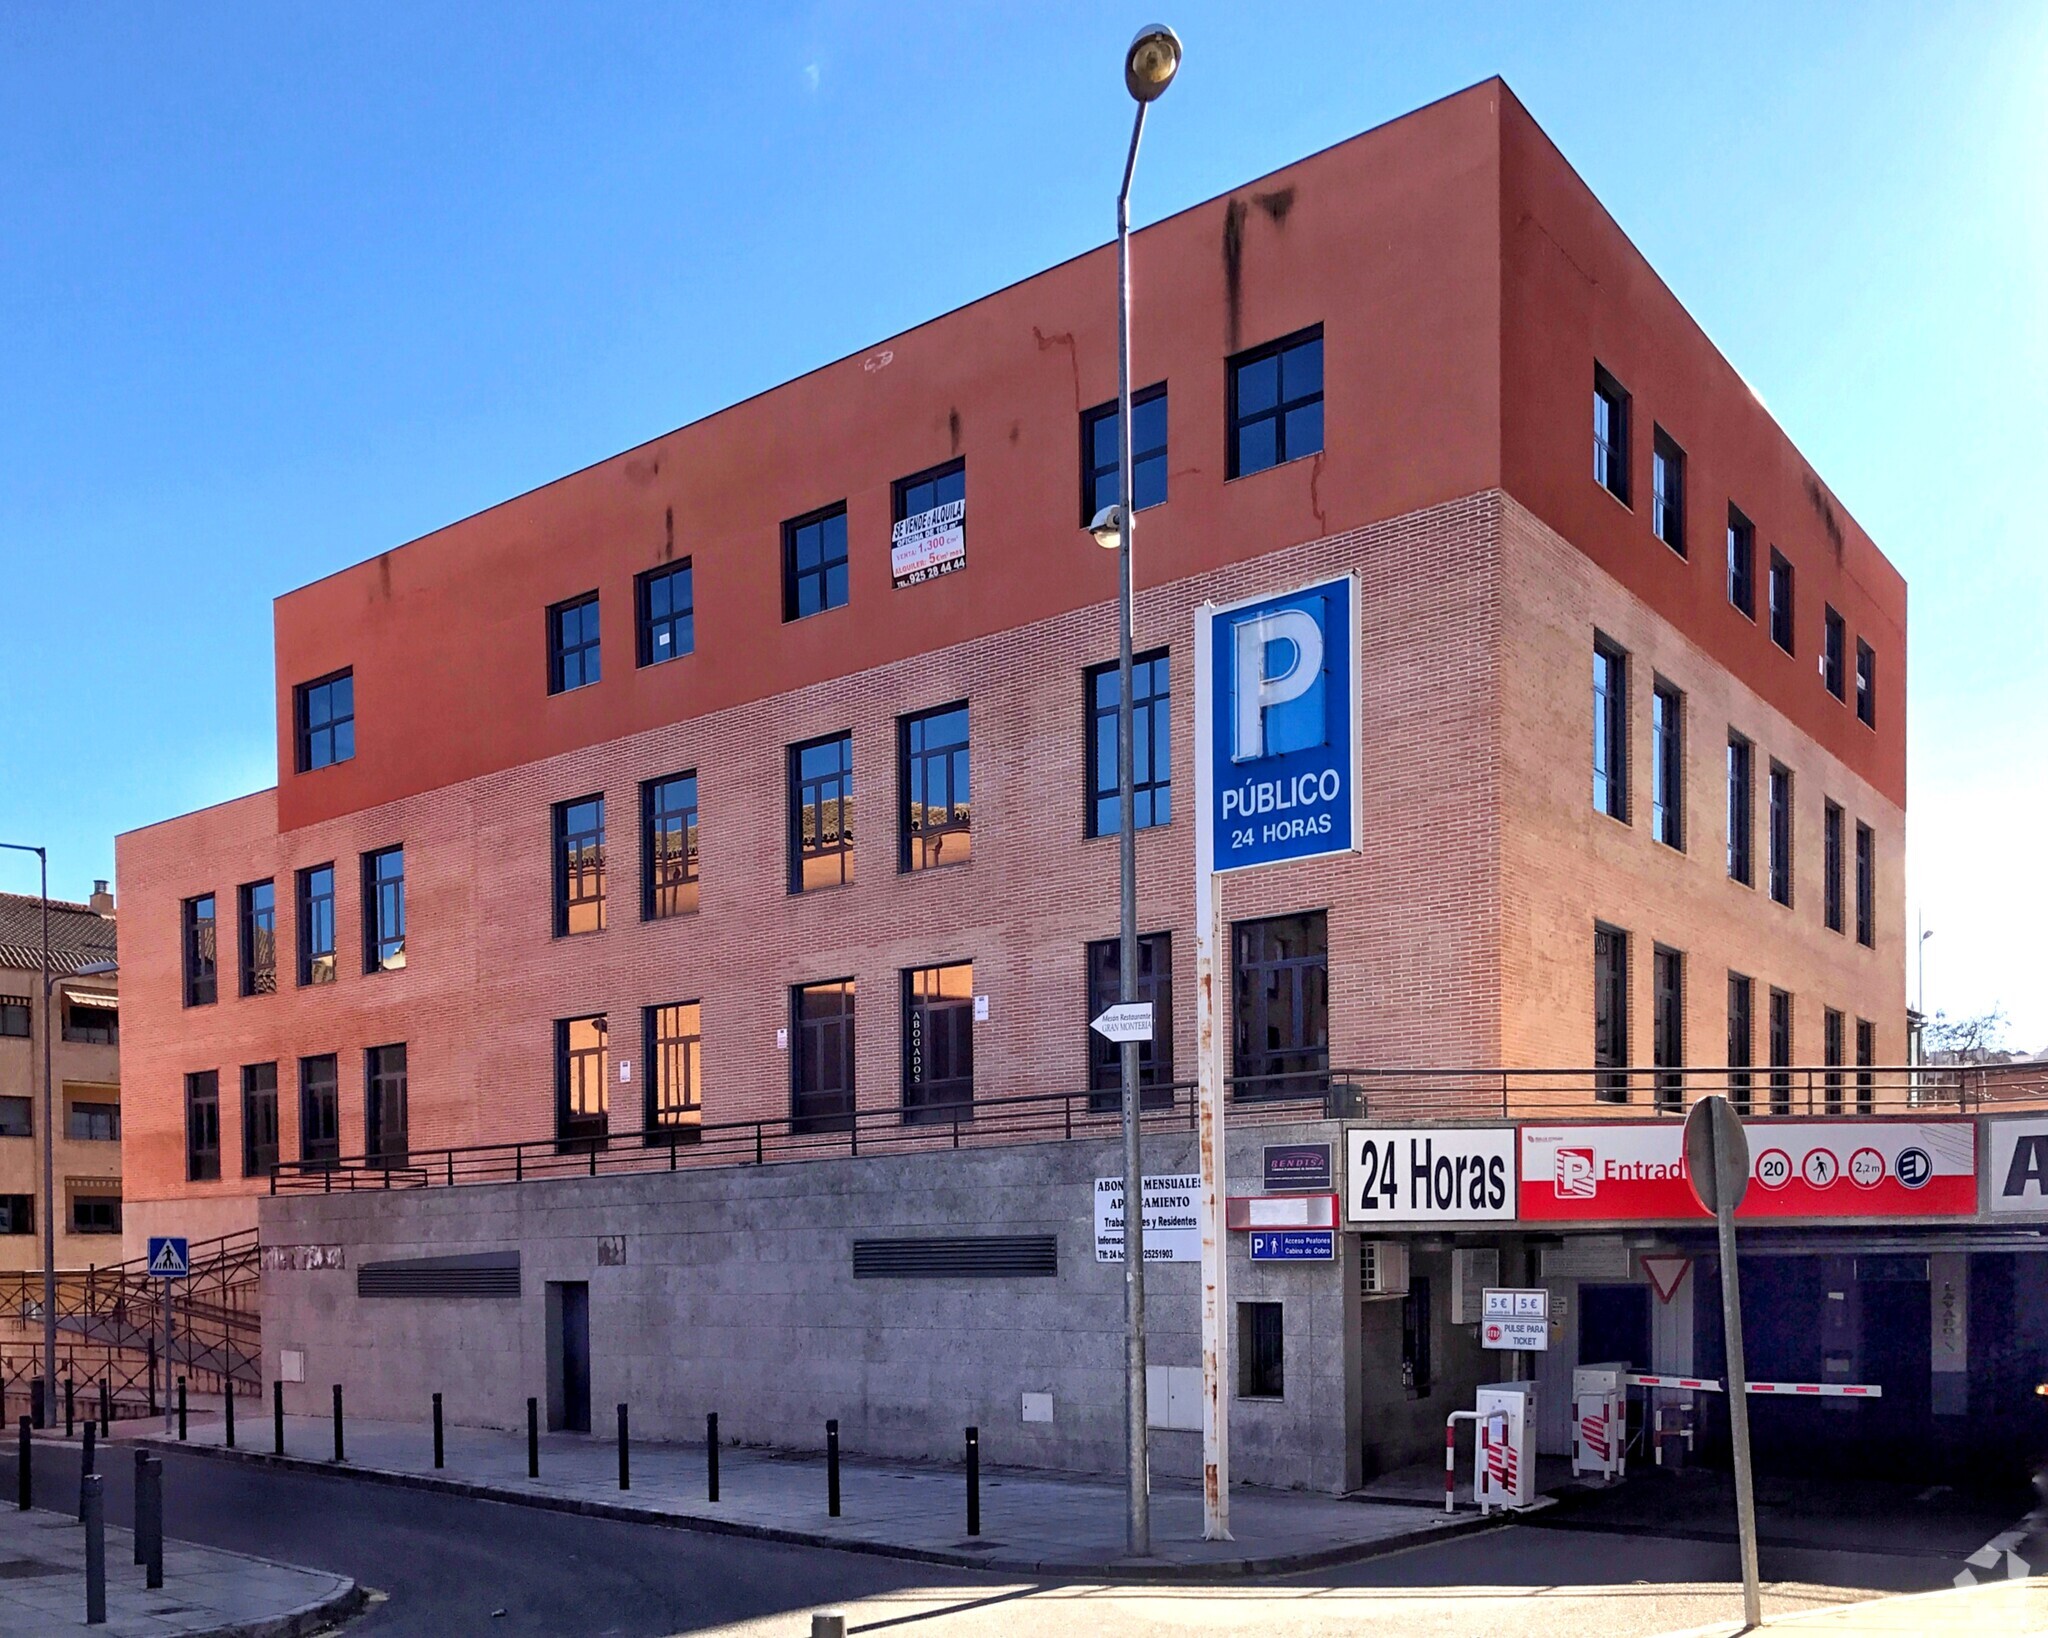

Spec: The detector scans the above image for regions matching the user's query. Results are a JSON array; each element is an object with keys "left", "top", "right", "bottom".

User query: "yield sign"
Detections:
[
  {"left": 1641, "top": 1255, "right": 1691, "bottom": 1304},
  {"left": 1090, "top": 1002, "right": 1154, "bottom": 1044}
]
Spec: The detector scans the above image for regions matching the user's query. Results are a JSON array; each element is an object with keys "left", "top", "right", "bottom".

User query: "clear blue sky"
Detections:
[{"left": 2, "top": 3, "right": 2042, "bottom": 1046}]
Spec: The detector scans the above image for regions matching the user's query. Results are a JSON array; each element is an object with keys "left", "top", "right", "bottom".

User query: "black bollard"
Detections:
[
  {"left": 16, "top": 1415, "right": 29, "bottom": 1509},
  {"left": 273, "top": 1379, "right": 284, "bottom": 1455},
  {"left": 526, "top": 1397, "right": 538, "bottom": 1478},
  {"left": 224, "top": 1383, "right": 235, "bottom": 1448},
  {"left": 133, "top": 1451, "right": 148, "bottom": 1564},
  {"left": 97, "top": 1379, "right": 110, "bottom": 1438},
  {"left": 432, "top": 1392, "right": 444, "bottom": 1469},
  {"left": 332, "top": 1385, "right": 344, "bottom": 1463},
  {"left": 827, "top": 1419, "right": 841, "bottom": 1517},
  {"left": 707, "top": 1412, "right": 719, "bottom": 1502},
  {"left": 78, "top": 1421, "right": 96, "bottom": 1521},
  {"left": 177, "top": 1378, "right": 187, "bottom": 1442},
  {"left": 965, "top": 1426, "right": 980, "bottom": 1537},
  {"left": 617, "top": 1403, "right": 630, "bottom": 1491},
  {"left": 82, "top": 1471, "right": 105, "bottom": 1625},
  {"left": 141, "top": 1455, "right": 164, "bottom": 1591},
  {"left": 65, "top": 1377, "right": 75, "bottom": 1437},
  {"left": 31, "top": 1377, "right": 45, "bottom": 1431},
  {"left": 146, "top": 1344, "right": 157, "bottom": 1417}
]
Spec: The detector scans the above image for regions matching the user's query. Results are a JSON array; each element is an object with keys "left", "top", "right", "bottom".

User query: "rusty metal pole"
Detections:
[{"left": 1193, "top": 609, "right": 1232, "bottom": 1542}]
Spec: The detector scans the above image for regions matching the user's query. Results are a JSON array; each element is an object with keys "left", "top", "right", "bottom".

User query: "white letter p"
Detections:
[{"left": 1233, "top": 609, "right": 1323, "bottom": 762}]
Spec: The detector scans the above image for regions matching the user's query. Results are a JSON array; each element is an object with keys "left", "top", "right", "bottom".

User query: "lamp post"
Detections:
[
  {"left": 1918, "top": 916, "right": 1933, "bottom": 1016},
  {"left": 1088, "top": 21, "right": 1182, "bottom": 1562},
  {"left": 0, "top": 842, "right": 57, "bottom": 1424}
]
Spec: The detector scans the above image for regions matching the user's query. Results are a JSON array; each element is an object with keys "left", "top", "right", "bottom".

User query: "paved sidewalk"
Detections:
[
  {"left": 1653, "top": 1574, "right": 2048, "bottom": 1635},
  {"left": 127, "top": 1406, "right": 1507, "bottom": 1576}
]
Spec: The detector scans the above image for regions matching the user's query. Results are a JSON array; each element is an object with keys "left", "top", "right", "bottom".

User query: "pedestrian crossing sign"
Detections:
[{"left": 147, "top": 1236, "right": 190, "bottom": 1279}]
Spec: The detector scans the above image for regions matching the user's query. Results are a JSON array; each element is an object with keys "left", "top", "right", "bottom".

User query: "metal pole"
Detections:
[
  {"left": 177, "top": 1377, "right": 187, "bottom": 1442},
  {"left": 706, "top": 1411, "right": 719, "bottom": 1501},
  {"left": 1192, "top": 611, "right": 1233, "bottom": 1540},
  {"left": 965, "top": 1425, "right": 980, "bottom": 1537},
  {"left": 224, "top": 1380, "right": 234, "bottom": 1447},
  {"left": 526, "top": 1396, "right": 538, "bottom": 1477},
  {"left": 142, "top": 1455, "right": 164, "bottom": 1590},
  {"left": 0, "top": 842, "right": 56, "bottom": 1421},
  {"left": 432, "top": 1392, "right": 444, "bottom": 1468},
  {"left": 82, "top": 1471, "right": 105, "bottom": 1625},
  {"left": 617, "top": 1403, "right": 629, "bottom": 1491},
  {"left": 161, "top": 1284, "right": 172, "bottom": 1437},
  {"left": 1715, "top": 1109, "right": 1763, "bottom": 1629},
  {"left": 330, "top": 1384, "right": 341, "bottom": 1461},
  {"left": 826, "top": 1418, "right": 839, "bottom": 1516},
  {"left": 16, "top": 1414, "right": 29, "bottom": 1509},
  {"left": 272, "top": 1379, "right": 284, "bottom": 1454},
  {"left": 77, "top": 1420, "right": 94, "bottom": 1519},
  {"left": 133, "top": 1450, "right": 147, "bottom": 1564}
]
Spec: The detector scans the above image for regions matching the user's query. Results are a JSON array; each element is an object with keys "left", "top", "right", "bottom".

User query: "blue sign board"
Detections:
[
  {"left": 1249, "top": 1230, "right": 1337, "bottom": 1262},
  {"left": 147, "top": 1236, "right": 190, "bottom": 1280},
  {"left": 1199, "top": 574, "right": 1358, "bottom": 874}
]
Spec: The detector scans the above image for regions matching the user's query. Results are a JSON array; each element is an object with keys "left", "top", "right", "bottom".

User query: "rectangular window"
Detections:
[
  {"left": 1593, "top": 365, "right": 1631, "bottom": 503},
  {"left": 792, "top": 978, "right": 856, "bottom": 1134},
  {"left": 1592, "top": 639, "right": 1629, "bottom": 821},
  {"left": 555, "top": 1014, "right": 609, "bottom": 1152},
  {"left": 70, "top": 1194, "right": 120, "bottom": 1236},
  {"left": 299, "top": 1054, "right": 340, "bottom": 1167},
  {"left": 903, "top": 962, "right": 975, "bottom": 1125},
  {"left": 641, "top": 773, "right": 700, "bottom": 919},
  {"left": 553, "top": 795, "right": 607, "bottom": 935},
  {"left": 783, "top": 503, "right": 850, "bottom": 620},
  {"left": 1231, "top": 912, "right": 1329, "bottom": 1098},
  {"left": 1727, "top": 973, "right": 1754, "bottom": 1115},
  {"left": 1823, "top": 1008, "right": 1845, "bottom": 1114},
  {"left": 1768, "top": 989, "right": 1792, "bottom": 1115},
  {"left": 900, "top": 703, "right": 971, "bottom": 871},
  {"left": 547, "top": 592, "right": 601, "bottom": 694},
  {"left": 1727, "top": 733, "right": 1754, "bottom": 885},
  {"left": 1082, "top": 384, "right": 1168, "bottom": 522},
  {"left": 1594, "top": 923, "right": 1629, "bottom": 1102},
  {"left": 362, "top": 846, "right": 406, "bottom": 972},
  {"left": 1856, "top": 640, "right": 1877, "bottom": 728},
  {"left": 294, "top": 669, "right": 355, "bottom": 772},
  {"left": 296, "top": 865, "right": 336, "bottom": 985},
  {"left": 1823, "top": 801, "right": 1845, "bottom": 933},
  {"left": 1823, "top": 605, "right": 1846, "bottom": 700},
  {"left": 1228, "top": 326, "right": 1323, "bottom": 479},
  {"left": 1856, "top": 1018, "right": 1876, "bottom": 1114},
  {"left": 1238, "top": 1302, "right": 1285, "bottom": 1399},
  {"left": 789, "top": 733, "right": 854, "bottom": 893},
  {"left": 1651, "top": 679, "right": 1683, "bottom": 849},
  {"left": 1653, "top": 946, "right": 1684, "bottom": 1110},
  {"left": 365, "top": 1043, "right": 409, "bottom": 1168},
  {"left": 183, "top": 894, "right": 217, "bottom": 1007},
  {"left": 1086, "top": 650, "right": 1171, "bottom": 838},
  {"left": 1727, "top": 506, "right": 1756, "bottom": 618},
  {"left": 635, "top": 560, "right": 694, "bottom": 667},
  {"left": 0, "top": 1096, "right": 32, "bottom": 1137},
  {"left": 644, "top": 1002, "right": 702, "bottom": 1144},
  {"left": 67, "top": 1100, "right": 119, "bottom": 1142},
  {"left": 0, "top": 996, "right": 26, "bottom": 1038},
  {"left": 238, "top": 879, "right": 276, "bottom": 996},
  {"left": 892, "top": 459, "right": 967, "bottom": 588},
  {"left": 185, "top": 1070, "right": 220, "bottom": 1181},
  {"left": 1769, "top": 548, "right": 1795, "bottom": 653},
  {"left": 63, "top": 996, "right": 117, "bottom": 1045},
  {"left": 1768, "top": 762, "right": 1793, "bottom": 906},
  {"left": 241, "top": 1062, "right": 279, "bottom": 1177},
  {"left": 0, "top": 1196, "right": 31, "bottom": 1234},
  {"left": 1652, "top": 428, "right": 1685, "bottom": 553},
  {"left": 1856, "top": 822, "right": 1875, "bottom": 947},
  {"left": 1086, "top": 933, "right": 1174, "bottom": 1110}
]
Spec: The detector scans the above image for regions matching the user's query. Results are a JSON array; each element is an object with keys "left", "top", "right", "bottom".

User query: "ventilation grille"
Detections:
[
  {"left": 357, "top": 1250, "right": 520, "bottom": 1299},
  {"left": 852, "top": 1235, "right": 1057, "bottom": 1280}
]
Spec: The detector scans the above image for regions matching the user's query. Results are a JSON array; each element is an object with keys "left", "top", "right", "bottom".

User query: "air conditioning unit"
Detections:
[
  {"left": 1361, "top": 1239, "right": 1410, "bottom": 1299},
  {"left": 1451, "top": 1247, "right": 1501, "bottom": 1323}
]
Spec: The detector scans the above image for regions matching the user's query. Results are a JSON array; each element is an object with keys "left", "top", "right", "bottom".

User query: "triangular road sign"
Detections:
[{"left": 1641, "top": 1254, "right": 1691, "bottom": 1304}]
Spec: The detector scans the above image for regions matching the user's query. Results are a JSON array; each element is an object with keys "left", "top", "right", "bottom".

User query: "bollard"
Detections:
[
  {"left": 224, "top": 1383, "right": 235, "bottom": 1448},
  {"left": 147, "top": 1344, "right": 157, "bottom": 1417},
  {"left": 332, "top": 1385, "right": 345, "bottom": 1463},
  {"left": 965, "top": 1426, "right": 980, "bottom": 1537},
  {"left": 97, "top": 1379, "right": 110, "bottom": 1438},
  {"left": 177, "top": 1378, "right": 187, "bottom": 1442},
  {"left": 31, "top": 1377, "right": 46, "bottom": 1431},
  {"left": 617, "top": 1403, "right": 630, "bottom": 1491},
  {"left": 16, "top": 1415, "right": 29, "bottom": 1509},
  {"left": 273, "top": 1379, "right": 284, "bottom": 1455},
  {"left": 432, "top": 1392, "right": 444, "bottom": 1469},
  {"left": 78, "top": 1421, "right": 96, "bottom": 1521},
  {"left": 526, "top": 1397, "right": 538, "bottom": 1478},
  {"left": 133, "top": 1451, "right": 148, "bottom": 1564},
  {"left": 141, "top": 1455, "right": 164, "bottom": 1591},
  {"left": 65, "top": 1377, "right": 75, "bottom": 1438},
  {"left": 827, "top": 1419, "right": 840, "bottom": 1517},
  {"left": 811, "top": 1616, "right": 848, "bottom": 1638},
  {"left": 82, "top": 1471, "right": 106, "bottom": 1625},
  {"left": 706, "top": 1411, "right": 719, "bottom": 1502}
]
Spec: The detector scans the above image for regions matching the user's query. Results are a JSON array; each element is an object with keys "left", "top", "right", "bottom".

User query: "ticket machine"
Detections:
[
  {"left": 1571, "top": 1361, "right": 1630, "bottom": 1481},
  {"left": 1474, "top": 1380, "right": 1536, "bottom": 1512}
]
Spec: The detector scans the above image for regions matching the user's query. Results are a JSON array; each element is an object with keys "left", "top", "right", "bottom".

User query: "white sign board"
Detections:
[
  {"left": 1989, "top": 1117, "right": 2048, "bottom": 1214},
  {"left": 1347, "top": 1128, "right": 1516, "bottom": 1222},
  {"left": 1095, "top": 1173, "right": 1202, "bottom": 1263},
  {"left": 1482, "top": 1317, "right": 1549, "bottom": 1351},
  {"left": 1482, "top": 1288, "right": 1549, "bottom": 1321},
  {"left": 1090, "top": 1002, "right": 1154, "bottom": 1044},
  {"left": 891, "top": 499, "right": 966, "bottom": 586}
]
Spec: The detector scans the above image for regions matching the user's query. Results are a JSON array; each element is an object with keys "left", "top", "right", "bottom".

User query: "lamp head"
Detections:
[
  {"left": 1125, "top": 24, "right": 1182, "bottom": 103},
  {"left": 1088, "top": 504, "right": 1126, "bottom": 549}
]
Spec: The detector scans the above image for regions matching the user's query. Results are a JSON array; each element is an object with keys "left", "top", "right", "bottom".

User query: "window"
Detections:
[
  {"left": 635, "top": 560, "right": 694, "bottom": 667},
  {"left": 1651, "top": 680, "right": 1683, "bottom": 849},
  {"left": 1823, "top": 801, "right": 1845, "bottom": 934},
  {"left": 1727, "top": 506, "right": 1756, "bottom": 618},
  {"left": 1855, "top": 1018, "right": 1876, "bottom": 1114},
  {"left": 1593, "top": 365, "right": 1631, "bottom": 504},
  {"left": 1768, "top": 763, "right": 1793, "bottom": 906},
  {"left": 0, "top": 996, "right": 25, "bottom": 1038},
  {"left": 1652, "top": 428, "right": 1685, "bottom": 553},
  {"left": 641, "top": 773, "right": 700, "bottom": 919},
  {"left": 1768, "top": 989, "right": 1792, "bottom": 1115},
  {"left": 0, "top": 1197, "right": 30, "bottom": 1234},
  {"left": 1592, "top": 639, "right": 1629, "bottom": 821},
  {"left": 186, "top": 1070, "right": 221, "bottom": 1181},
  {"left": 1727, "top": 733, "right": 1754, "bottom": 885},
  {"left": 1082, "top": 385, "right": 1168, "bottom": 521},
  {"left": 1653, "top": 946, "right": 1684, "bottom": 1110},
  {"left": 1238, "top": 1302, "right": 1285, "bottom": 1399},
  {"left": 645, "top": 1002, "right": 702, "bottom": 1144},
  {"left": 67, "top": 1101, "right": 119, "bottom": 1142},
  {"left": 365, "top": 1044, "right": 409, "bottom": 1168},
  {"left": 1822, "top": 606, "right": 1846, "bottom": 700},
  {"left": 1086, "top": 650, "right": 1171, "bottom": 838},
  {"left": 362, "top": 846, "right": 406, "bottom": 972},
  {"left": 1087, "top": 934, "right": 1174, "bottom": 1110},
  {"left": 241, "top": 1063, "right": 279, "bottom": 1177},
  {"left": 783, "top": 503, "right": 850, "bottom": 620},
  {"left": 1823, "top": 1008, "right": 1845, "bottom": 1114},
  {"left": 792, "top": 978, "right": 856, "bottom": 1134},
  {"left": 183, "top": 894, "right": 217, "bottom": 1007},
  {"left": 1228, "top": 326, "right": 1323, "bottom": 479},
  {"left": 297, "top": 865, "right": 336, "bottom": 985},
  {"left": 238, "top": 880, "right": 276, "bottom": 996},
  {"left": 299, "top": 1054, "right": 340, "bottom": 1167},
  {"left": 0, "top": 1096, "right": 31, "bottom": 1137},
  {"left": 900, "top": 704, "right": 971, "bottom": 871},
  {"left": 1728, "top": 973, "right": 1754, "bottom": 1115},
  {"left": 1594, "top": 924, "right": 1629, "bottom": 1102},
  {"left": 294, "top": 669, "right": 355, "bottom": 772},
  {"left": 1231, "top": 912, "right": 1328, "bottom": 1098},
  {"left": 63, "top": 996, "right": 117, "bottom": 1045},
  {"left": 892, "top": 460, "right": 966, "bottom": 588},
  {"left": 789, "top": 733, "right": 854, "bottom": 893},
  {"left": 1768, "top": 549, "right": 1795, "bottom": 653},
  {"left": 553, "top": 796, "right": 607, "bottom": 935},
  {"left": 903, "top": 963, "right": 974, "bottom": 1124},
  {"left": 1856, "top": 641, "right": 1877, "bottom": 728},
  {"left": 547, "top": 592, "right": 602, "bottom": 694},
  {"left": 70, "top": 1194, "right": 120, "bottom": 1236},
  {"left": 555, "top": 1014, "right": 609, "bottom": 1152},
  {"left": 1856, "top": 822, "right": 1875, "bottom": 947}
]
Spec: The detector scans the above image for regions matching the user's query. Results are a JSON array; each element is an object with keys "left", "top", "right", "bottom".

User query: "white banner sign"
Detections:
[
  {"left": 891, "top": 498, "right": 966, "bottom": 587},
  {"left": 1346, "top": 1128, "right": 1515, "bottom": 1222},
  {"left": 1988, "top": 1117, "right": 2048, "bottom": 1215},
  {"left": 1095, "top": 1173, "right": 1202, "bottom": 1263},
  {"left": 1482, "top": 1317, "right": 1549, "bottom": 1352}
]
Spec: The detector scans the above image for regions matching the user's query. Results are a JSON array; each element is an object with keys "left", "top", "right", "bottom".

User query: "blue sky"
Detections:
[{"left": 2, "top": 3, "right": 2042, "bottom": 1046}]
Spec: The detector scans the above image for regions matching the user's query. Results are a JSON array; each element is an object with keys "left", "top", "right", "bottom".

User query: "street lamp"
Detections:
[
  {"left": 1101, "top": 21, "right": 1180, "bottom": 1563},
  {"left": 0, "top": 841, "right": 57, "bottom": 1426}
]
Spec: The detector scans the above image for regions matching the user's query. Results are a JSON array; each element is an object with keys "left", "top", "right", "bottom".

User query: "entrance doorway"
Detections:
[
  {"left": 1580, "top": 1282, "right": 1652, "bottom": 1371},
  {"left": 546, "top": 1281, "right": 591, "bottom": 1433}
]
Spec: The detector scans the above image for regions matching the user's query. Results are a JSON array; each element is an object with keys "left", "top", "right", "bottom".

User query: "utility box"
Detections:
[
  {"left": 1474, "top": 1380, "right": 1536, "bottom": 1512},
  {"left": 1571, "top": 1360, "right": 1630, "bottom": 1481}
]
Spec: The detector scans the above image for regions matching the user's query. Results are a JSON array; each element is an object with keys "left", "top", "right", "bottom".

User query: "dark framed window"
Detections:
[
  {"left": 783, "top": 503, "right": 850, "bottom": 621},
  {"left": 238, "top": 879, "right": 276, "bottom": 996},
  {"left": 0, "top": 1096, "right": 28, "bottom": 1137},
  {"left": 1768, "top": 762, "right": 1793, "bottom": 907},
  {"left": 1082, "top": 384, "right": 1168, "bottom": 522},
  {"left": 547, "top": 592, "right": 602, "bottom": 694},
  {"left": 1823, "top": 801, "right": 1845, "bottom": 933},
  {"left": 1087, "top": 650, "right": 1171, "bottom": 838},
  {"left": 296, "top": 865, "right": 336, "bottom": 985},
  {"left": 1087, "top": 933, "right": 1174, "bottom": 1110},
  {"left": 641, "top": 773, "right": 699, "bottom": 919},
  {"left": 185, "top": 1070, "right": 220, "bottom": 1182},
  {"left": 1228, "top": 326, "right": 1323, "bottom": 479},
  {"left": 1856, "top": 822, "right": 1875, "bottom": 947},
  {"left": 1727, "top": 973, "right": 1754, "bottom": 1115},
  {"left": 241, "top": 1062, "right": 279, "bottom": 1177},
  {"left": 1238, "top": 1302, "right": 1284, "bottom": 1399},
  {"left": 294, "top": 669, "right": 354, "bottom": 772},
  {"left": 1823, "top": 606, "right": 1846, "bottom": 700},
  {"left": 0, "top": 996, "right": 25, "bottom": 1038},
  {"left": 299, "top": 1054, "right": 340, "bottom": 1167},
  {"left": 635, "top": 560, "right": 694, "bottom": 667},
  {"left": 1856, "top": 640, "right": 1876, "bottom": 728},
  {"left": 1768, "top": 549, "right": 1795, "bottom": 653},
  {"left": 1768, "top": 989, "right": 1792, "bottom": 1115},
  {"left": 67, "top": 1100, "right": 119, "bottom": 1141},
  {"left": 903, "top": 962, "right": 974, "bottom": 1124},
  {"left": 362, "top": 846, "right": 406, "bottom": 972},
  {"left": 1823, "top": 1008, "right": 1845, "bottom": 1114},
  {"left": 1651, "top": 428, "right": 1685, "bottom": 553},
  {"left": 1727, "top": 506, "right": 1756, "bottom": 618},
  {"left": 70, "top": 1194, "right": 120, "bottom": 1235},
  {"left": 555, "top": 1014, "right": 609, "bottom": 1153},
  {"left": 1727, "top": 733, "right": 1754, "bottom": 885},
  {"left": 645, "top": 1002, "right": 702, "bottom": 1144},
  {"left": 894, "top": 459, "right": 965, "bottom": 526},
  {"left": 63, "top": 996, "right": 117, "bottom": 1045},
  {"left": 1594, "top": 923, "right": 1629, "bottom": 1102},
  {"left": 900, "top": 703, "right": 971, "bottom": 871},
  {"left": 553, "top": 795, "right": 607, "bottom": 935},
  {"left": 1651, "top": 679, "right": 1683, "bottom": 849},
  {"left": 789, "top": 733, "right": 854, "bottom": 893},
  {"left": 365, "top": 1043, "right": 408, "bottom": 1169},
  {"left": 0, "top": 1197, "right": 31, "bottom": 1234},
  {"left": 1653, "top": 946, "right": 1684, "bottom": 1111},
  {"left": 792, "top": 978, "right": 856, "bottom": 1134},
  {"left": 1592, "top": 639, "right": 1629, "bottom": 821},
  {"left": 1231, "top": 912, "right": 1328, "bottom": 1098},
  {"left": 1855, "top": 1018, "right": 1876, "bottom": 1114},
  {"left": 1593, "top": 364, "right": 1631, "bottom": 504},
  {"left": 183, "top": 894, "right": 218, "bottom": 1007}
]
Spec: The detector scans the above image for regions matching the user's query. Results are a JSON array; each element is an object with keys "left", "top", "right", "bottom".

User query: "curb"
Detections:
[
  {"left": 139, "top": 1438, "right": 1510, "bottom": 1581},
  {"left": 197, "top": 1575, "right": 367, "bottom": 1638}
]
